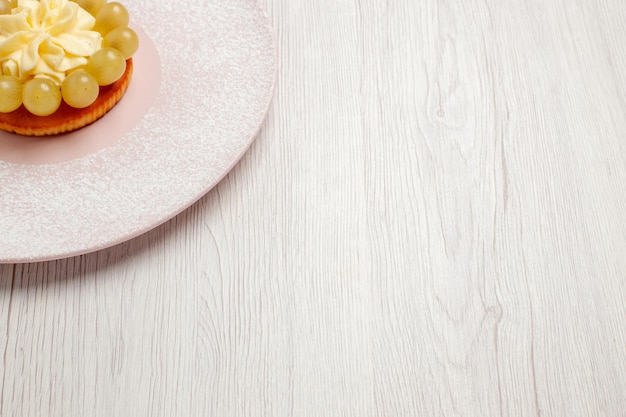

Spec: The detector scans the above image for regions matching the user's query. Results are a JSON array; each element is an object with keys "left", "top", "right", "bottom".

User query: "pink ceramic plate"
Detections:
[{"left": 0, "top": 0, "right": 277, "bottom": 263}]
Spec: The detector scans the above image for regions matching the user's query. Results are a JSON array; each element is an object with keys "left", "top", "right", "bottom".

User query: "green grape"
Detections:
[
  {"left": 85, "top": 47, "right": 126, "bottom": 86},
  {"left": 0, "top": 76, "right": 22, "bottom": 113},
  {"left": 103, "top": 27, "right": 139, "bottom": 59},
  {"left": 0, "top": 0, "right": 12, "bottom": 15},
  {"left": 71, "top": 0, "right": 106, "bottom": 16},
  {"left": 94, "top": 2, "right": 130, "bottom": 35},
  {"left": 22, "top": 78, "right": 62, "bottom": 116},
  {"left": 61, "top": 70, "right": 99, "bottom": 108}
]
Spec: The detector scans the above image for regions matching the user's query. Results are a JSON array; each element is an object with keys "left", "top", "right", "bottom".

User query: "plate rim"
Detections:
[{"left": 0, "top": 0, "right": 278, "bottom": 264}]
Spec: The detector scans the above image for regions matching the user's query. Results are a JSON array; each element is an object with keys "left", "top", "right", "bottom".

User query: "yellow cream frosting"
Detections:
[{"left": 0, "top": 0, "right": 102, "bottom": 84}]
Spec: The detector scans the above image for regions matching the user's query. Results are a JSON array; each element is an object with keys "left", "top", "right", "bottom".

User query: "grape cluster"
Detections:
[{"left": 0, "top": 0, "right": 139, "bottom": 116}]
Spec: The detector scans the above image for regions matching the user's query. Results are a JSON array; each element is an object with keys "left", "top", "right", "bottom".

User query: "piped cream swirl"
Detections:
[{"left": 0, "top": 0, "right": 102, "bottom": 84}]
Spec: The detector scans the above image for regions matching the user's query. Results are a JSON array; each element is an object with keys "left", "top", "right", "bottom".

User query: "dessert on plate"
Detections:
[{"left": 0, "top": 0, "right": 139, "bottom": 136}]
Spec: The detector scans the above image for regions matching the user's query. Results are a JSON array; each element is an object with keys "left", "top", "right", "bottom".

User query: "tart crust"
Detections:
[{"left": 0, "top": 58, "right": 133, "bottom": 137}]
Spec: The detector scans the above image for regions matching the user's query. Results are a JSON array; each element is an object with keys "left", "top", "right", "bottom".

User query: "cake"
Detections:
[{"left": 0, "top": 0, "right": 139, "bottom": 136}]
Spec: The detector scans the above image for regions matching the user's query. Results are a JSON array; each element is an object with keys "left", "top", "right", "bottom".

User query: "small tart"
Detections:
[{"left": 0, "top": 58, "right": 133, "bottom": 137}]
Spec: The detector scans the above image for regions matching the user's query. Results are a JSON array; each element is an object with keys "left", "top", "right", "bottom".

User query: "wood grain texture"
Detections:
[{"left": 1, "top": 0, "right": 626, "bottom": 416}]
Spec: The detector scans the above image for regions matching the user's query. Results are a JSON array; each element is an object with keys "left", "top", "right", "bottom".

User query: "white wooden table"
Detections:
[{"left": 1, "top": 0, "right": 626, "bottom": 415}]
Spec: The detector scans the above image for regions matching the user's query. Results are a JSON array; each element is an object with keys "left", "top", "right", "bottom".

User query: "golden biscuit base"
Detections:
[{"left": 0, "top": 58, "right": 133, "bottom": 137}]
